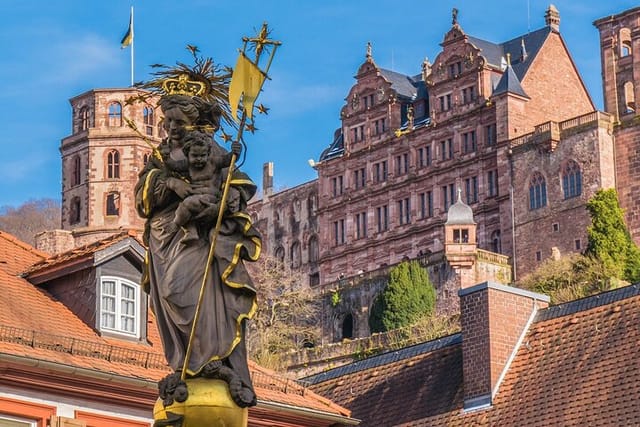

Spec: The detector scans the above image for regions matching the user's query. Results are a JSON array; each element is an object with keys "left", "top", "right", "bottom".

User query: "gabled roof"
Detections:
[
  {"left": 467, "top": 26, "right": 551, "bottom": 81},
  {"left": 0, "top": 231, "right": 48, "bottom": 275},
  {"left": 23, "top": 231, "right": 144, "bottom": 282},
  {"left": 308, "top": 284, "right": 640, "bottom": 426},
  {"left": 0, "top": 232, "right": 353, "bottom": 422}
]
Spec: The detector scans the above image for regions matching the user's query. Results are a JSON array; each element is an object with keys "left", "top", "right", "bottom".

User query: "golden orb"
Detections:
[{"left": 153, "top": 378, "right": 248, "bottom": 427}]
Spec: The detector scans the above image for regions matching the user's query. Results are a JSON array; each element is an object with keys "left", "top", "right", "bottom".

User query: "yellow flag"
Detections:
[
  {"left": 121, "top": 10, "right": 133, "bottom": 49},
  {"left": 228, "top": 53, "right": 266, "bottom": 122}
]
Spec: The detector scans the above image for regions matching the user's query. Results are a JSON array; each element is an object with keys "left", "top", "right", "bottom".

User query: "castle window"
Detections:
[
  {"left": 462, "top": 85, "right": 476, "bottom": 104},
  {"left": 442, "top": 183, "right": 455, "bottom": 210},
  {"left": 290, "top": 241, "right": 301, "bottom": 269},
  {"left": 488, "top": 169, "right": 499, "bottom": 197},
  {"left": 418, "top": 145, "right": 432, "bottom": 167},
  {"left": 620, "top": 27, "right": 632, "bottom": 57},
  {"left": 107, "top": 150, "right": 120, "bottom": 179},
  {"left": 575, "top": 239, "right": 582, "bottom": 251},
  {"left": 79, "top": 106, "right": 90, "bottom": 131},
  {"left": 462, "top": 130, "right": 476, "bottom": 153},
  {"left": 333, "top": 219, "right": 346, "bottom": 245},
  {"left": 274, "top": 246, "right": 285, "bottom": 264},
  {"left": 373, "top": 117, "right": 387, "bottom": 135},
  {"left": 529, "top": 172, "right": 547, "bottom": 210},
  {"left": 105, "top": 192, "right": 120, "bottom": 216},
  {"left": 331, "top": 175, "right": 344, "bottom": 197},
  {"left": 465, "top": 176, "right": 478, "bottom": 204},
  {"left": 491, "top": 230, "right": 502, "bottom": 253},
  {"left": 374, "top": 160, "right": 388, "bottom": 183},
  {"left": 453, "top": 228, "right": 469, "bottom": 243},
  {"left": 562, "top": 160, "right": 582, "bottom": 199},
  {"left": 398, "top": 197, "right": 410, "bottom": 225},
  {"left": 70, "top": 196, "right": 81, "bottom": 225},
  {"left": 307, "top": 194, "right": 318, "bottom": 216},
  {"left": 309, "top": 272, "right": 320, "bottom": 287},
  {"left": 624, "top": 81, "right": 635, "bottom": 113},
  {"left": 143, "top": 106, "right": 155, "bottom": 136},
  {"left": 376, "top": 205, "right": 389, "bottom": 232},
  {"left": 108, "top": 102, "right": 123, "bottom": 127},
  {"left": 440, "top": 138, "right": 453, "bottom": 160},
  {"left": 395, "top": 153, "right": 409, "bottom": 176},
  {"left": 535, "top": 251, "right": 542, "bottom": 262},
  {"left": 419, "top": 191, "right": 433, "bottom": 219},
  {"left": 100, "top": 276, "right": 139, "bottom": 337},
  {"left": 448, "top": 61, "right": 462, "bottom": 78},
  {"left": 143, "top": 152, "right": 150, "bottom": 165},
  {"left": 72, "top": 155, "right": 81, "bottom": 186},
  {"left": 439, "top": 94, "right": 452, "bottom": 112},
  {"left": 354, "top": 168, "right": 366, "bottom": 189},
  {"left": 351, "top": 125, "right": 365, "bottom": 143},
  {"left": 308, "top": 235, "right": 319, "bottom": 263},
  {"left": 355, "top": 212, "right": 367, "bottom": 239},
  {"left": 486, "top": 124, "right": 497, "bottom": 146}
]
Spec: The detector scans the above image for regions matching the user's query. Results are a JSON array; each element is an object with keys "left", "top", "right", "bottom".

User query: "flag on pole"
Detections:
[
  {"left": 121, "top": 10, "right": 134, "bottom": 49},
  {"left": 228, "top": 53, "right": 266, "bottom": 121}
]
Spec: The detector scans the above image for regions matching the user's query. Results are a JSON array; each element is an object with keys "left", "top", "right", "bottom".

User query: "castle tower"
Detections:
[
  {"left": 594, "top": 7, "right": 640, "bottom": 122},
  {"left": 444, "top": 189, "right": 477, "bottom": 289},
  {"left": 60, "top": 88, "right": 162, "bottom": 246}
]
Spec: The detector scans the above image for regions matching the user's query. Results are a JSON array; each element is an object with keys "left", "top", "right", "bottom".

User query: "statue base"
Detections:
[{"left": 153, "top": 378, "right": 248, "bottom": 427}]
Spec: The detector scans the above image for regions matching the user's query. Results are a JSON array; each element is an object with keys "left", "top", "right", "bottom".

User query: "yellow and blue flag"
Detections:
[{"left": 121, "top": 10, "right": 133, "bottom": 49}]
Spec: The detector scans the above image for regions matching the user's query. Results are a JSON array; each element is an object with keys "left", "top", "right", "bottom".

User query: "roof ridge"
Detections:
[
  {"left": 0, "top": 230, "right": 49, "bottom": 259},
  {"left": 304, "top": 333, "right": 462, "bottom": 385},
  {"left": 535, "top": 283, "right": 640, "bottom": 322}
]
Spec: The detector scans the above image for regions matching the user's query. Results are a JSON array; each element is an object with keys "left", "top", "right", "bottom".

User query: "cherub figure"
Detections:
[{"left": 167, "top": 131, "right": 234, "bottom": 243}]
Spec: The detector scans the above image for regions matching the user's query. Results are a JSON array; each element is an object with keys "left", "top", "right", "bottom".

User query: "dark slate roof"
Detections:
[
  {"left": 379, "top": 68, "right": 422, "bottom": 100},
  {"left": 319, "top": 131, "right": 344, "bottom": 162},
  {"left": 468, "top": 26, "right": 551, "bottom": 81},
  {"left": 309, "top": 283, "right": 640, "bottom": 426},
  {"left": 493, "top": 65, "right": 529, "bottom": 98}
]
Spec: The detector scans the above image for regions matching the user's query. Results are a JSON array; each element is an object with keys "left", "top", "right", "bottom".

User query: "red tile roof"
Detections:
[
  {"left": 308, "top": 284, "right": 640, "bottom": 426},
  {"left": 0, "top": 230, "right": 48, "bottom": 275},
  {"left": 0, "top": 232, "right": 351, "bottom": 420}
]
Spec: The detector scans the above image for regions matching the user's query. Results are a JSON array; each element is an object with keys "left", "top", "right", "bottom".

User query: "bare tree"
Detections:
[
  {"left": 0, "top": 199, "right": 61, "bottom": 245},
  {"left": 245, "top": 255, "right": 320, "bottom": 371}
]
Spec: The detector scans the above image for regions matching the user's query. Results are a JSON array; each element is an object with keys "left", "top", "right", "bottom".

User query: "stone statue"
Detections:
[
  {"left": 135, "top": 90, "right": 261, "bottom": 410},
  {"left": 132, "top": 26, "right": 280, "bottom": 427}
]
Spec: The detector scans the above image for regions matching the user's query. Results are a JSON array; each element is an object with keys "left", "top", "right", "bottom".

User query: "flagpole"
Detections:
[{"left": 130, "top": 6, "right": 134, "bottom": 87}]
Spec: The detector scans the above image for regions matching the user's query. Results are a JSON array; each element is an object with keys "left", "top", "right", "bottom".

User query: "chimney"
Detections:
[
  {"left": 35, "top": 229, "right": 75, "bottom": 255},
  {"left": 545, "top": 4, "right": 560, "bottom": 32},
  {"left": 459, "top": 281, "right": 549, "bottom": 410},
  {"left": 263, "top": 162, "right": 273, "bottom": 199}
]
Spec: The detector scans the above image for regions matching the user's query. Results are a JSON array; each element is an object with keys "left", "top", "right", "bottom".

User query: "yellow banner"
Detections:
[{"left": 228, "top": 53, "right": 265, "bottom": 121}]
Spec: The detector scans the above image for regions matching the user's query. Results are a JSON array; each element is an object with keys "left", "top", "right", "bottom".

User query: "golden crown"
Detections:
[{"left": 161, "top": 74, "right": 207, "bottom": 97}]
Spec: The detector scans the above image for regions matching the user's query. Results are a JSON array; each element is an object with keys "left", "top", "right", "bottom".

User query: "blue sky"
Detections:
[{"left": 0, "top": 0, "right": 635, "bottom": 207}]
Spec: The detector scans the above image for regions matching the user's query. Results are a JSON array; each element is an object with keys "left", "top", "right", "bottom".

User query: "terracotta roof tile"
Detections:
[
  {"left": 310, "top": 284, "right": 640, "bottom": 426},
  {"left": 0, "top": 230, "right": 48, "bottom": 275},
  {"left": 0, "top": 233, "right": 350, "bottom": 419},
  {"left": 23, "top": 231, "right": 135, "bottom": 277}
]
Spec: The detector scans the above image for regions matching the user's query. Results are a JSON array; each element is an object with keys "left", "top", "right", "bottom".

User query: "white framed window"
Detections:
[
  {"left": 100, "top": 276, "right": 139, "bottom": 337},
  {"left": 0, "top": 415, "right": 37, "bottom": 427}
]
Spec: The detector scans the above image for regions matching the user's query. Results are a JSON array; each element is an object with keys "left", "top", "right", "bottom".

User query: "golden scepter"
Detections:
[{"left": 181, "top": 23, "right": 281, "bottom": 381}]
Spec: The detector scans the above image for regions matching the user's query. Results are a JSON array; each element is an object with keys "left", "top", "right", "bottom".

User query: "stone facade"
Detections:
[
  {"left": 56, "top": 88, "right": 162, "bottom": 249},
  {"left": 594, "top": 7, "right": 640, "bottom": 242}
]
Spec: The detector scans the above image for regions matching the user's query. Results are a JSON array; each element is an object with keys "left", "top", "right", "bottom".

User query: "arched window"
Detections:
[
  {"left": 620, "top": 27, "right": 632, "bottom": 57},
  {"left": 275, "top": 246, "right": 285, "bottom": 264},
  {"left": 491, "top": 230, "right": 502, "bottom": 254},
  {"left": 529, "top": 172, "right": 547, "bottom": 210},
  {"left": 291, "top": 241, "right": 301, "bottom": 269},
  {"left": 79, "top": 106, "right": 90, "bottom": 131},
  {"left": 107, "top": 150, "right": 120, "bottom": 179},
  {"left": 562, "top": 160, "right": 582, "bottom": 199},
  {"left": 72, "top": 155, "right": 81, "bottom": 186},
  {"left": 108, "top": 102, "right": 122, "bottom": 127},
  {"left": 624, "top": 81, "right": 635, "bottom": 114},
  {"left": 143, "top": 152, "right": 150, "bottom": 166},
  {"left": 308, "top": 235, "right": 319, "bottom": 263},
  {"left": 341, "top": 314, "right": 354, "bottom": 339},
  {"left": 143, "top": 106, "right": 155, "bottom": 136},
  {"left": 106, "top": 192, "right": 120, "bottom": 216},
  {"left": 70, "top": 196, "right": 81, "bottom": 224}
]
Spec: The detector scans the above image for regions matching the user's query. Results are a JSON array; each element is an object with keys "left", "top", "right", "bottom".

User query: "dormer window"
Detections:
[
  {"left": 100, "top": 276, "right": 140, "bottom": 337},
  {"left": 449, "top": 61, "right": 462, "bottom": 78}
]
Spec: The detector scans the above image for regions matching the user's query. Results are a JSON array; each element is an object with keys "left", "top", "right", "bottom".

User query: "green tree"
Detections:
[
  {"left": 369, "top": 260, "right": 436, "bottom": 332},
  {"left": 585, "top": 189, "right": 640, "bottom": 282}
]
